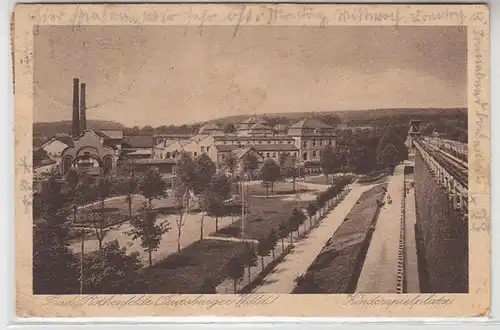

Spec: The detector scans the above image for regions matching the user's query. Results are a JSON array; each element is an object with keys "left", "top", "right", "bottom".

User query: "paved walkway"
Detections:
[
  {"left": 205, "top": 236, "right": 259, "bottom": 244},
  {"left": 355, "top": 165, "right": 405, "bottom": 293},
  {"left": 70, "top": 212, "right": 236, "bottom": 266},
  {"left": 252, "top": 183, "right": 375, "bottom": 293},
  {"left": 404, "top": 180, "right": 420, "bottom": 293}
]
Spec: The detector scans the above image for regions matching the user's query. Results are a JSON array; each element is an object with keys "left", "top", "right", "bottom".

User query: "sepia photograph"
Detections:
[
  {"left": 14, "top": 3, "right": 489, "bottom": 318},
  {"left": 31, "top": 23, "right": 469, "bottom": 296}
]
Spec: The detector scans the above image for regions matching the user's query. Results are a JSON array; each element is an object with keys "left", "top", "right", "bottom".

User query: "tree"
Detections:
[
  {"left": 128, "top": 202, "right": 170, "bottom": 267},
  {"left": 241, "top": 153, "right": 259, "bottom": 180},
  {"left": 90, "top": 175, "right": 113, "bottom": 249},
  {"left": 320, "top": 146, "right": 336, "bottom": 182},
  {"left": 376, "top": 124, "right": 408, "bottom": 163},
  {"left": 36, "top": 172, "right": 66, "bottom": 219},
  {"left": 279, "top": 153, "right": 301, "bottom": 192},
  {"left": 194, "top": 154, "right": 216, "bottom": 194},
  {"left": 306, "top": 202, "right": 317, "bottom": 227},
  {"left": 225, "top": 152, "right": 238, "bottom": 174},
  {"left": 379, "top": 143, "right": 399, "bottom": 170},
  {"left": 65, "top": 168, "right": 79, "bottom": 190},
  {"left": 199, "top": 278, "right": 217, "bottom": 294},
  {"left": 124, "top": 173, "right": 138, "bottom": 218},
  {"left": 227, "top": 256, "right": 245, "bottom": 293},
  {"left": 177, "top": 152, "right": 197, "bottom": 190},
  {"left": 257, "top": 237, "right": 270, "bottom": 271},
  {"left": 118, "top": 161, "right": 138, "bottom": 217},
  {"left": 82, "top": 240, "right": 145, "bottom": 294},
  {"left": 289, "top": 208, "right": 306, "bottom": 238},
  {"left": 74, "top": 174, "right": 97, "bottom": 224},
  {"left": 137, "top": 167, "right": 167, "bottom": 207},
  {"left": 278, "top": 220, "right": 288, "bottom": 251},
  {"left": 33, "top": 219, "right": 79, "bottom": 294},
  {"left": 335, "top": 145, "right": 351, "bottom": 174},
  {"left": 33, "top": 148, "right": 49, "bottom": 166},
  {"left": 88, "top": 204, "right": 110, "bottom": 251},
  {"left": 141, "top": 125, "right": 154, "bottom": 134},
  {"left": 259, "top": 159, "right": 281, "bottom": 197},
  {"left": 173, "top": 152, "right": 197, "bottom": 251},
  {"left": 173, "top": 183, "right": 189, "bottom": 253},
  {"left": 315, "top": 193, "right": 326, "bottom": 217},
  {"left": 241, "top": 243, "right": 258, "bottom": 283},
  {"left": 267, "top": 229, "right": 278, "bottom": 260},
  {"left": 204, "top": 174, "right": 232, "bottom": 233},
  {"left": 194, "top": 154, "right": 216, "bottom": 239},
  {"left": 206, "top": 194, "right": 224, "bottom": 232}
]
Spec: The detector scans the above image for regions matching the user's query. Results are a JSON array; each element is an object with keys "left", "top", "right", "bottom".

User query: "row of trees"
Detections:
[
  {"left": 223, "top": 177, "right": 353, "bottom": 293},
  {"left": 34, "top": 151, "right": 233, "bottom": 294},
  {"left": 319, "top": 124, "right": 409, "bottom": 179}
]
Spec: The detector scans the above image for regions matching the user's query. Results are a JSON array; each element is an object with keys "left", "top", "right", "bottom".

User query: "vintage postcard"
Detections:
[{"left": 13, "top": 3, "right": 490, "bottom": 318}]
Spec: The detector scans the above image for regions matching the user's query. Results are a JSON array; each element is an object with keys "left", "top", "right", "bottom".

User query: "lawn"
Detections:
[
  {"left": 140, "top": 239, "right": 253, "bottom": 293},
  {"left": 214, "top": 192, "right": 314, "bottom": 241},
  {"left": 293, "top": 184, "right": 387, "bottom": 294},
  {"left": 71, "top": 195, "right": 179, "bottom": 227},
  {"left": 248, "top": 182, "right": 310, "bottom": 196},
  {"left": 302, "top": 175, "right": 353, "bottom": 186}
]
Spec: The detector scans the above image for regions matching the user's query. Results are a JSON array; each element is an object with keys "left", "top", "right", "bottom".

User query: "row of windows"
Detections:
[
  {"left": 220, "top": 140, "right": 293, "bottom": 145},
  {"left": 302, "top": 139, "right": 333, "bottom": 147},
  {"left": 265, "top": 151, "right": 298, "bottom": 158},
  {"left": 220, "top": 151, "right": 298, "bottom": 162}
]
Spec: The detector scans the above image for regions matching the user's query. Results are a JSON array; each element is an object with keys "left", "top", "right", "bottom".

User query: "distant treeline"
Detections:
[{"left": 33, "top": 108, "right": 467, "bottom": 146}]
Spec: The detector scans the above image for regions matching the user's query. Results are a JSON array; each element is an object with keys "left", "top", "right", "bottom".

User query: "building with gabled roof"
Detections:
[
  {"left": 198, "top": 123, "right": 225, "bottom": 136},
  {"left": 287, "top": 117, "right": 337, "bottom": 163}
]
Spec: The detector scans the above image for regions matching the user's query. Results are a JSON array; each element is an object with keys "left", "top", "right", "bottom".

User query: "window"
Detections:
[
  {"left": 303, "top": 141, "right": 307, "bottom": 147},
  {"left": 294, "top": 152, "right": 298, "bottom": 157},
  {"left": 84, "top": 152, "right": 90, "bottom": 156},
  {"left": 272, "top": 152, "right": 277, "bottom": 158},
  {"left": 328, "top": 139, "right": 332, "bottom": 145},
  {"left": 288, "top": 141, "right": 292, "bottom": 144},
  {"left": 267, "top": 141, "right": 272, "bottom": 144},
  {"left": 206, "top": 147, "right": 210, "bottom": 152},
  {"left": 319, "top": 140, "right": 323, "bottom": 146},
  {"left": 303, "top": 152, "right": 307, "bottom": 161},
  {"left": 259, "top": 141, "right": 263, "bottom": 144},
  {"left": 312, "top": 151, "right": 317, "bottom": 158},
  {"left": 166, "top": 152, "right": 171, "bottom": 158},
  {"left": 194, "top": 152, "right": 198, "bottom": 157},
  {"left": 266, "top": 152, "right": 270, "bottom": 158},
  {"left": 312, "top": 140, "right": 317, "bottom": 147},
  {"left": 222, "top": 154, "right": 226, "bottom": 161},
  {"left": 201, "top": 146, "right": 205, "bottom": 152},
  {"left": 223, "top": 141, "right": 226, "bottom": 144}
]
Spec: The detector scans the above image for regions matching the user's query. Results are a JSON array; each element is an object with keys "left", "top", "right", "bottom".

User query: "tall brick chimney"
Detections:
[
  {"left": 80, "top": 82, "right": 87, "bottom": 132},
  {"left": 72, "top": 78, "right": 80, "bottom": 138}
]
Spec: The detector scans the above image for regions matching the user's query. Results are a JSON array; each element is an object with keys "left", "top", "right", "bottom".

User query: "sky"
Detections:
[{"left": 33, "top": 25, "right": 467, "bottom": 127}]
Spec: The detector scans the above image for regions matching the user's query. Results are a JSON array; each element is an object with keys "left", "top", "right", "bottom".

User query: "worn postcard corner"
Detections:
[{"left": 13, "top": 3, "right": 490, "bottom": 318}]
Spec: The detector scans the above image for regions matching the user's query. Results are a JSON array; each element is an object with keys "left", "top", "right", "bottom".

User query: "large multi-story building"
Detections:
[
  {"left": 287, "top": 118, "right": 337, "bottom": 162},
  {"left": 151, "top": 115, "right": 337, "bottom": 174}
]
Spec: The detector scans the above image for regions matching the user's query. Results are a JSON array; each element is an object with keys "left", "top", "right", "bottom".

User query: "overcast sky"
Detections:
[{"left": 33, "top": 26, "right": 466, "bottom": 126}]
